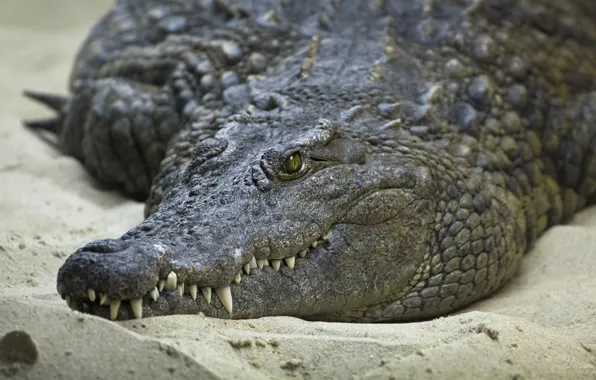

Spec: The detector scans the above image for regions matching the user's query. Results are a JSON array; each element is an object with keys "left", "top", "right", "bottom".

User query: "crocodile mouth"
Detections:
[{"left": 59, "top": 230, "right": 332, "bottom": 320}]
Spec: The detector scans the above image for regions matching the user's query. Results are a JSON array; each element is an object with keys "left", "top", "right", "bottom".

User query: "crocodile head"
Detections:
[{"left": 56, "top": 111, "right": 437, "bottom": 321}]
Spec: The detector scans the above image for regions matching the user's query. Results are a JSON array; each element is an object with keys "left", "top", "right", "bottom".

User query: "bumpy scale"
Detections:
[{"left": 24, "top": 0, "right": 596, "bottom": 321}]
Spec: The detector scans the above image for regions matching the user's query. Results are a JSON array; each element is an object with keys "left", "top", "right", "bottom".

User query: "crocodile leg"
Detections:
[{"left": 23, "top": 0, "right": 296, "bottom": 199}]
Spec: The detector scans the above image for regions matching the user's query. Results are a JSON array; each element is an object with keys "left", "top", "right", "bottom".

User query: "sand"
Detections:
[{"left": 0, "top": 1, "right": 595, "bottom": 379}]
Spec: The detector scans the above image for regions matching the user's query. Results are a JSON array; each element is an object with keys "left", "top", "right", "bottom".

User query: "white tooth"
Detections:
[
  {"left": 110, "top": 299, "right": 121, "bottom": 321},
  {"left": 244, "top": 263, "right": 251, "bottom": 274},
  {"left": 284, "top": 256, "right": 296, "bottom": 270},
  {"left": 149, "top": 287, "right": 159, "bottom": 301},
  {"left": 165, "top": 271, "right": 177, "bottom": 291},
  {"left": 87, "top": 288, "right": 96, "bottom": 302},
  {"left": 130, "top": 298, "right": 143, "bottom": 319},
  {"left": 257, "top": 259, "right": 269, "bottom": 269},
  {"left": 100, "top": 293, "right": 108, "bottom": 305},
  {"left": 201, "top": 287, "right": 212, "bottom": 304},
  {"left": 311, "top": 241, "right": 318, "bottom": 248},
  {"left": 271, "top": 259, "right": 281, "bottom": 271},
  {"left": 234, "top": 272, "right": 242, "bottom": 284},
  {"left": 298, "top": 249, "right": 308, "bottom": 258},
  {"left": 189, "top": 284, "right": 197, "bottom": 301},
  {"left": 177, "top": 282, "right": 185, "bottom": 296},
  {"left": 158, "top": 280, "right": 165, "bottom": 292},
  {"left": 323, "top": 231, "right": 331, "bottom": 240},
  {"left": 215, "top": 286, "right": 233, "bottom": 314},
  {"left": 250, "top": 257, "right": 257, "bottom": 268}
]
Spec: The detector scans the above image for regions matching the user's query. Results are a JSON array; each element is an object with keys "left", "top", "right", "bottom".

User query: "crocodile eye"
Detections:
[{"left": 282, "top": 152, "right": 303, "bottom": 174}]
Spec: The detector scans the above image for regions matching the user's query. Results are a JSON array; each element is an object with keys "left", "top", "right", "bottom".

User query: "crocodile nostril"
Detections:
[{"left": 81, "top": 239, "right": 128, "bottom": 254}]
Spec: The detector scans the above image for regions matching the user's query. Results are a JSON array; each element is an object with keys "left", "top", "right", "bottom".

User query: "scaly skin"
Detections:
[{"left": 24, "top": 0, "right": 596, "bottom": 321}]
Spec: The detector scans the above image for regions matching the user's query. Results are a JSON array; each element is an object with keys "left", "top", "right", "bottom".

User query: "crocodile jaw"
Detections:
[{"left": 58, "top": 229, "right": 340, "bottom": 320}]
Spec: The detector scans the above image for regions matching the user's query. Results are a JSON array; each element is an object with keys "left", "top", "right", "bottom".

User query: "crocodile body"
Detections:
[{"left": 25, "top": 0, "right": 596, "bottom": 321}]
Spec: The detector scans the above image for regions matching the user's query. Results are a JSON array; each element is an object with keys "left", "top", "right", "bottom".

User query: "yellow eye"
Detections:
[{"left": 282, "top": 152, "right": 303, "bottom": 174}]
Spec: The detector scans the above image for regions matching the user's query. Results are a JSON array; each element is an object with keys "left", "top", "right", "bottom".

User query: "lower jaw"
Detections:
[
  {"left": 71, "top": 291, "right": 229, "bottom": 320},
  {"left": 68, "top": 276, "right": 301, "bottom": 321},
  {"left": 66, "top": 252, "right": 324, "bottom": 321}
]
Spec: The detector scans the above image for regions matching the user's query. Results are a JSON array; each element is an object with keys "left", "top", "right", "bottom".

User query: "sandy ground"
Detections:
[{"left": 0, "top": 1, "right": 595, "bottom": 379}]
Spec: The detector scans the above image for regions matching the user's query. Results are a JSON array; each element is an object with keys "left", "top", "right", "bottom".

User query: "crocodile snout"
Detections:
[
  {"left": 56, "top": 223, "right": 335, "bottom": 320},
  {"left": 57, "top": 238, "right": 171, "bottom": 320}
]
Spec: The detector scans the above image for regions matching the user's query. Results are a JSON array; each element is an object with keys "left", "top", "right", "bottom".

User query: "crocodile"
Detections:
[{"left": 24, "top": 0, "right": 596, "bottom": 322}]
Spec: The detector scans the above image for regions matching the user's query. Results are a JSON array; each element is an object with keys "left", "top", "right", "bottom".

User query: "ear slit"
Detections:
[{"left": 310, "top": 156, "right": 332, "bottom": 162}]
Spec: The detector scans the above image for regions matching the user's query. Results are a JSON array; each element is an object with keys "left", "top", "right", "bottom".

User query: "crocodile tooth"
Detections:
[
  {"left": 158, "top": 280, "right": 165, "bottom": 292},
  {"left": 298, "top": 249, "right": 308, "bottom": 258},
  {"left": 189, "top": 284, "right": 198, "bottom": 300},
  {"left": 311, "top": 241, "right": 318, "bottom": 248},
  {"left": 177, "top": 282, "right": 185, "bottom": 297},
  {"left": 99, "top": 293, "right": 108, "bottom": 305},
  {"left": 87, "top": 288, "right": 96, "bottom": 302},
  {"left": 65, "top": 295, "right": 71, "bottom": 308},
  {"left": 165, "top": 271, "right": 177, "bottom": 291},
  {"left": 257, "top": 259, "right": 269, "bottom": 269},
  {"left": 110, "top": 299, "right": 121, "bottom": 321},
  {"left": 271, "top": 259, "right": 281, "bottom": 271},
  {"left": 323, "top": 231, "right": 331, "bottom": 240},
  {"left": 244, "top": 263, "right": 251, "bottom": 274},
  {"left": 215, "top": 286, "right": 233, "bottom": 314},
  {"left": 130, "top": 298, "right": 143, "bottom": 319},
  {"left": 284, "top": 256, "right": 296, "bottom": 270},
  {"left": 234, "top": 272, "right": 242, "bottom": 284},
  {"left": 149, "top": 287, "right": 159, "bottom": 301},
  {"left": 201, "top": 287, "right": 212, "bottom": 304},
  {"left": 249, "top": 256, "right": 257, "bottom": 269}
]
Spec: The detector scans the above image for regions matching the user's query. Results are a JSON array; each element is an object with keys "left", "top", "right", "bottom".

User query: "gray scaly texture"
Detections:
[{"left": 24, "top": 0, "right": 596, "bottom": 321}]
